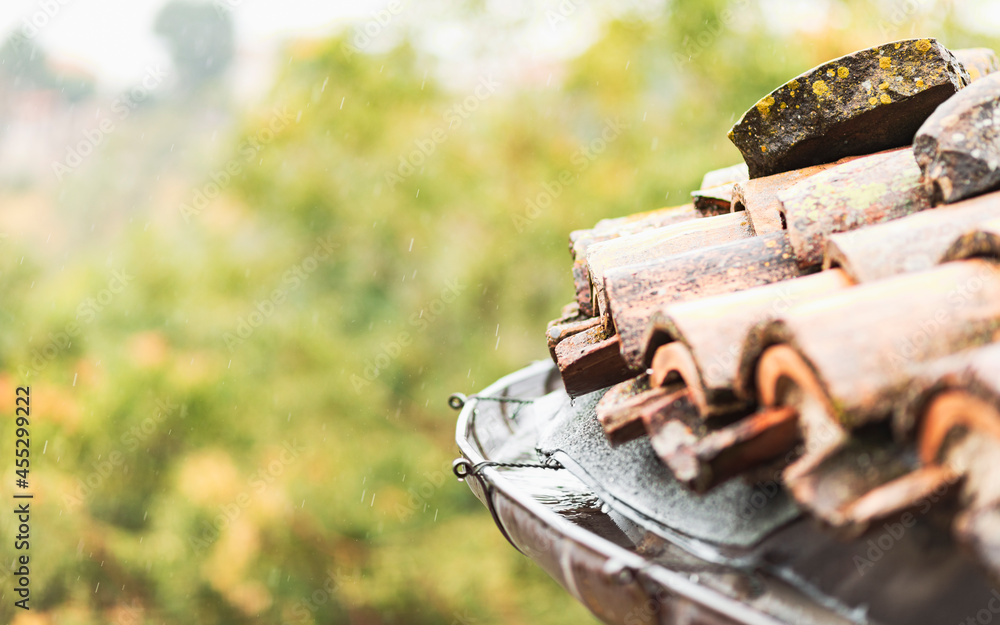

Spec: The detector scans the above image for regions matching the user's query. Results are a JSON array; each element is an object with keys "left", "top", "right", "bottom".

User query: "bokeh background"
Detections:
[{"left": 0, "top": 1, "right": 997, "bottom": 623}]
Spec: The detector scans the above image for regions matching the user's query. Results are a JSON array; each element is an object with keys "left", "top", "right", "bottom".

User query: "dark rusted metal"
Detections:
[
  {"left": 588, "top": 212, "right": 755, "bottom": 329},
  {"left": 729, "top": 38, "right": 969, "bottom": 179},
  {"left": 644, "top": 269, "right": 854, "bottom": 418},
  {"left": 778, "top": 148, "right": 934, "bottom": 269},
  {"left": 954, "top": 47, "right": 1000, "bottom": 82},
  {"left": 554, "top": 324, "right": 640, "bottom": 399},
  {"left": 605, "top": 231, "right": 802, "bottom": 370},
  {"left": 570, "top": 204, "right": 702, "bottom": 317},
  {"left": 742, "top": 260, "right": 1000, "bottom": 431},
  {"left": 914, "top": 72, "right": 1000, "bottom": 204},
  {"left": 824, "top": 190, "right": 1000, "bottom": 282}
]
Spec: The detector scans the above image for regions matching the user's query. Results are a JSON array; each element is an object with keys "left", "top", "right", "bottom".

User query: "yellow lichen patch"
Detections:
[
  {"left": 879, "top": 56, "right": 891, "bottom": 69},
  {"left": 779, "top": 102, "right": 787, "bottom": 110},
  {"left": 788, "top": 79, "right": 800, "bottom": 90},
  {"left": 916, "top": 78, "right": 925, "bottom": 88},
  {"left": 837, "top": 66, "right": 849, "bottom": 78},
  {"left": 826, "top": 68, "right": 835, "bottom": 77},
  {"left": 760, "top": 145, "right": 767, "bottom": 152},
  {"left": 869, "top": 96, "right": 879, "bottom": 106},
  {"left": 812, "top": 80, "right": 829, "bottom": 96},
  {"left": 916, "top": 39, "right": 932, "bottom": 53},
  {"left": 756, "top": 94, "right": 776, "bottom": 116},
  {"left": 879, "top": 82, "right": 890, "bottom": 90},
  {"left": 895, "top": 42, "right": 902, "bottom": 49},
  {"left": 880, "top": 93, "right": 891, "bottom": 104}
]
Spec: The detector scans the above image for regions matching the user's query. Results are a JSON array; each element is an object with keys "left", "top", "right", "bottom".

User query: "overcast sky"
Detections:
[
  {"left": 0, "top": 0, "right": 390, "bottom": 87},
  {"left": 3, "top": 0, "right": 1000, "bottom": 91}
]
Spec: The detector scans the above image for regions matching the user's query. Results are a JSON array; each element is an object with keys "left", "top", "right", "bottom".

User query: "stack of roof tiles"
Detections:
[{"left": 546, "top": 38, "right": 1000, "bottom": 582}]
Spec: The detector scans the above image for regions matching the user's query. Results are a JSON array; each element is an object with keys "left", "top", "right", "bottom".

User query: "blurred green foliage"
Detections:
[{"left": 0, "top": 1, "right": 996, "bottom": 624}]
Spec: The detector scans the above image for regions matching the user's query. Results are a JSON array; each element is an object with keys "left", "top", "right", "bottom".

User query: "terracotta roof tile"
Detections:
[
  {"left": 700, "top": 162, "right": 749, "bottom": 189},
  {"left": 690, "top": 159, "right": 749, "bottom": 216},
  {"left": 586, "top": 211, "right": 754, "bottom": 327},
  {"left": 663, "top": 405, "right": 799, "bottom": 493},
  {"left": 729, "top": 38, "right": 969, "bottom": 178},
  {"left": 745, "top": 260, "right": 1000, "bottom": 428},
  {"left": 778, "top": 147, "right": 933, "bottom": 269},
  {"left": 943, "top": 215, "right": 1000, "bottom": 261},
  {"left": 824, "top": 190, "right": 1000, "bottom": 282},
  {"left": 914, "top": 71, "right": 1000, "bottom": 203},
  {"left": 644, "top": 268, "right": 854, "bottom": 418},
  {"left": 570, "top": 204, "right": 700, "bottom": 315},
  {"left": 896, "top": 342, "right": 1000, "bottom": 440},
  {"left": 691, "top": 182, "right": 737, "bottom": 216},
  {"left": 545, "top": 312, "right": 599, "bottom": 358},
  {"left": 534, "top": 38, "right": 1000, "bottom": 586},
  {"left": 954, "top": 47, "right": 1000, "bottom": 82},
  {"left": 605, "top": 230, "right": 800, "bottom": 370},
  {"left": 732, "top": 159, "right": 849, "bottom": 235},
  {"left": 553, "top": 324, "right": 638, "bottom": 398}
]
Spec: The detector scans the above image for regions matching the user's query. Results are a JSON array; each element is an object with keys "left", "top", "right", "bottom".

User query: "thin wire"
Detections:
[
  {"left": 468, "top": 395, "right": 534, "bottom": 405},
  {"left": 448, "top": 392, "right": 535, "bottom": 420},
  {"left": 452, "top": 457, "right": 563, "bottom": 482},
  {"left": 472, "top": 458, "right": 563, "bottom": 472},
  {"left": 451, "top": 455, "right": 564, "bottom": 556}
]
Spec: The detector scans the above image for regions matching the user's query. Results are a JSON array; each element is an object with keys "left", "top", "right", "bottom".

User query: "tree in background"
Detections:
[
  {"left": 154, "top": 0, "right": 235, "bottom": 90},
  {"left": 0, "top": 33, "right": 93, "bottom": 99},
  {"left": 0, "top": 33, "right": 52, "bottom": 89}
]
